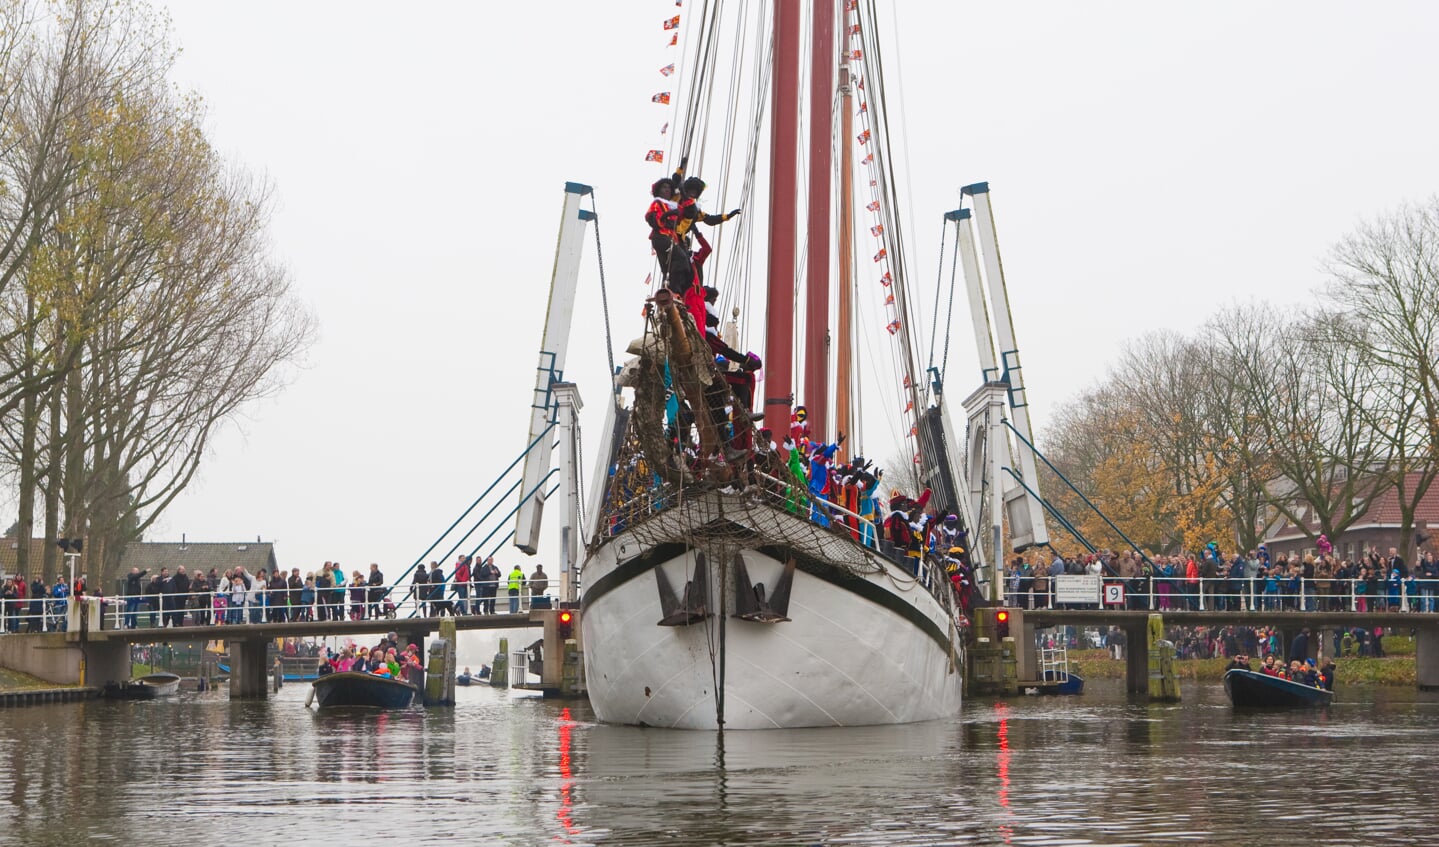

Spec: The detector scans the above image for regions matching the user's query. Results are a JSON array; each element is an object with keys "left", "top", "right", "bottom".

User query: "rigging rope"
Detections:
[{"left": 589, "top": 192, "right": 618, "bottom": 392}]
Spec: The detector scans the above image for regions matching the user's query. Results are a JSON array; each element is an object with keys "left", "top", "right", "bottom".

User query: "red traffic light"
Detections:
[
  {"left": 559, "top": 610, "right": 573, "bottom": 624},
  {"left": 995, "top": 610, "right": 1009, "bottom": 623}
]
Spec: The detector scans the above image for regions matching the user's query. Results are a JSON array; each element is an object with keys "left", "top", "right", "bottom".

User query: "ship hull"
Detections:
[{"left": 581, "top": 493, "right": 963, "bottom": 729}]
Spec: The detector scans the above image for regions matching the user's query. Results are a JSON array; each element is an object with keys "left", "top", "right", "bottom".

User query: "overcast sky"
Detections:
[{"left": 135, "top": 1, "right": 1439, "bottom": 578}]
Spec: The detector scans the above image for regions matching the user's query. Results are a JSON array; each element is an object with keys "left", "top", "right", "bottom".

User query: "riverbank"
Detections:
[
  {"left": 0, "top": 667, "right": 72, "bottom": 692},
  {"left": 1070, "top": 635, "right": 1417, "bottom": 686}
]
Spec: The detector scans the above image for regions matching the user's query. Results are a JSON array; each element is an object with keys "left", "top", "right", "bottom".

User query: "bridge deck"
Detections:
[{"left": 1021, "top": 609, "right": 1439, "bottom": 629}]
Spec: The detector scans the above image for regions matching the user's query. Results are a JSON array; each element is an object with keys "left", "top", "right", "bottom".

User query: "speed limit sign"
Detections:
[{"left": 1104, "top": 583, "right": 1125, "bottom": 605}]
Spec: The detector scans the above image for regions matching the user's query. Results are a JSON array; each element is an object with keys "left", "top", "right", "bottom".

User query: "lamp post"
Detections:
[{"left": 57, "top": 538, "right": 83, "bottom": 595}]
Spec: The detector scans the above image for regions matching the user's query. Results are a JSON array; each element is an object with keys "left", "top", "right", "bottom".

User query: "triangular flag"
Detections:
[
  {"left": 668, "top": 33, "right": 678, "bottom": 46},
  {"left": 866, "top": 200, "right": 880, "bottom": 212},
  {"left": 902, "top": 374, "right": 912, "bottom": 388},
  {"left": 846, "top": 0, "right": 857, "bottom": 9},
  {"left": 859, "top": 101, "right": 867, "bottom": 113},
  {"left": 884, "top": 293, "right": 895, "bottom": 305},
  {"left": 857, "top": 77, "right": 865, "bottom": 90},
  {"left": 909, "top": 424, "right": 918, "bottom": 437},
  {"left": 660, "top": 63, "right": 676, "bottom": 77},
  {"left": 862, "top": 152, "right": 874, "bottom": 164},
  {"left": 913, "top": 453, "right": 922, "bottom": 464},
  {"left": 873, "top": 247, "right": 886, "bottom": 262},
  {"left": 857, "top": 129, "right": 870, "bottom": 144},
  {"left": 664, "top": 15, "right": 681, "bottom": 30},
  {"left": 886, "top": 319, "right": 901, "bottom": 335},
  {"left": 903, "top": 400, "right": 913, "bottom": 413},
  {"left": 660, "top": 122, "right": 669, "bottom": 135},
  {"left": 652, "top": 92, "right": 671, "bottom": 104},
  {"left": 870, "top": 224, "right": 884, "bottom": 237},
  {"left": 644, "top": 272, "right": 653, "bottom": 287},
  {"left": 880, "top": 271, "right": 893, "bottom": 286},
  {"left": 645, "top": 150, "right": 665, "bottom": 162},
  {"left": 849, "top": 23, "right": 861, "bottom": 35},
  {"left": 851, "top": 49, "right": 863, "bottom": 61}
]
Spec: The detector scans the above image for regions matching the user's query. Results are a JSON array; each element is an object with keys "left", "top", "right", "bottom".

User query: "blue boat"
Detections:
[
  {"left": 311, "top": 671, "right": 417, "bottom": 709},
  {"left": 1224, "top": 668, "right": 1333, "bottom": 709},
  {"left": 1041, "top": 669, "right": 1085, "bottom": 695}
]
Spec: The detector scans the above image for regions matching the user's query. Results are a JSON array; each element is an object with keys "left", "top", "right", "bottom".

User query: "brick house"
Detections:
[{"left": 1263, "top": 474, "right": 1439, "bottom": 562}]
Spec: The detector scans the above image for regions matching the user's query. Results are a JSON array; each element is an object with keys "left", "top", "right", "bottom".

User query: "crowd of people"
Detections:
[
  {"left": 0, "top": 555, "right": 558, "bottom": 632},
  {"left": 0, "top": 574, "right": 77, "bottom": 633},
  {"left": 1004, "top": 542, "right": 1439, "bottom": 614}
]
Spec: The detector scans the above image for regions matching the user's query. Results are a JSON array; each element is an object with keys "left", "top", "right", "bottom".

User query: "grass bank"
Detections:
[
  {"left": 1069, "top": 641, "right": 1417, "bottom": 687},
  {"left": 0, "top": 667, "right": 69, "bottom": 692}
]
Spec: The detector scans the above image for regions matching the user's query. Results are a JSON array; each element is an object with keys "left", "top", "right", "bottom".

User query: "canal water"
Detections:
[{"left": 1, "top": 678, "right": 1435, "bottom": 846}]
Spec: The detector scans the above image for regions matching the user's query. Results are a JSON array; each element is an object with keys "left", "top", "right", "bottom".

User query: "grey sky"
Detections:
[{"left": 138, "top": 1, "right": 1439, "bottom": 576}]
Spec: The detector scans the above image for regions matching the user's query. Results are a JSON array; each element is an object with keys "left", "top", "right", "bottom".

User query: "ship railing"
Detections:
[
  {"left": 1036, "top": 643, "right": 1072, "bottom": 683},
  {"left": 1010, "top": 574, "right": 1439, "bottom": 614}
]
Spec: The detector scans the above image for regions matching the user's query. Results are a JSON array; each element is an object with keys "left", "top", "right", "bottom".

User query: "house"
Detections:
[
  {"left": 1264, "top": 473, "right": 1439, "bottom": 562},
  {"left": 0, "top": 538, "right": 95, "bottom": 582},
  {"left": 113, "top": 542, "right": 281, "bottom": 592}
]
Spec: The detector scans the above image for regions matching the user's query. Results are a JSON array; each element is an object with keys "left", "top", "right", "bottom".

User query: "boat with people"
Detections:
[
  {"left": 310, "top": 671, "right": 418, "bottom": 709},
  {"left": 1224, "top": 668, "right": 1334, "bottom": 708},
  {"left": 106, "top": 672, "right": 181, "bottom": 700}
]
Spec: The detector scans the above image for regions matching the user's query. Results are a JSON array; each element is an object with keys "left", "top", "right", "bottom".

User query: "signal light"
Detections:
[
  {"left": 995, "top": 609, "right": 1010, "bottom": 638},
  {"left": 558, "top": 609, "right": 574, "bottom": 640}
]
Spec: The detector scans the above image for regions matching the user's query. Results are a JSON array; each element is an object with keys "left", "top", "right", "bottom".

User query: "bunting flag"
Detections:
[
  {"left": 660, "top": 121, "right": 669, "bottom": 134},
  {"left": 902, "top": 374, "right": 912, "bottom": 389},
  {"left": 851, "top": 49, "right": 863, "bottom": 61},
  {"left": 886, "top": 319, "right": 902, "bottom": 335},
  {"left": 846, "top": 0, "right": 857, "bottom": 9},
  {"left": 873, "top": 247, "right": 887, "bottom": 262},
  {"left": 870, "top": 224, "right": 884, "bottom": 237},
  {"left": 857, "top": 77, "right": 865, "bottom": 90},
  {"left": 859, "top": 101, "right": 867, "bottom": 113},
  {"left": 668, "top": 33, "right": 678, "bottom": 46},
  {"left": 913, "top": 453, "right": 922, "bottom": 464},
  {"left": 663, "top": 15, "right": 681, "bottom": 29},
  {"left": 869, "top": 179, "right": 877, "bottom": 187},
  {"left": 862, "top": 152, "right": 874, "bottom": 164},
  {"left": 909, "top": 424, "right": 918, "bottom": 437},
  {"left": 880, "top": 271, "right": 892, "bottom": 286},
  {"left": 645, "top": 150, "right": 665, "bottom": 162},
  {"left": 903, "top": 400, "right": 914, "bottom": 413},
  {"left": 849, "top": 23, "right": 861, "bottom": 35},
  {"left": 857, "top": 129, "right": 870, "bottom": 144},
  {"left": 644, "top": 272, "right": 653, "bottom": 287},
  {"left": 652, "top": 92, "right": 671, "bottom": 104},
  {"left": 660, "top": 63, "right": 676, "bottom": 76},
  {"left": 884, "top": 293, "right": 895, "bottom": 305},
  {"left": 866, "top": 200, "right": 880, "bottom": 212}
]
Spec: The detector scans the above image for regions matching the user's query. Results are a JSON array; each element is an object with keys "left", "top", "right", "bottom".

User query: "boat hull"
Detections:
[
  {"left": 311, "top": 671, "right": 417, "bottom": 709},
  {"left": 108, "top": 672, "right": 181, "bottom": 700},
  {"left": 582, "top": 494, "right": 963, "bottom": 729},
  {"left": 1223, "top": 668, "right": 1333, "bottom": 708}
]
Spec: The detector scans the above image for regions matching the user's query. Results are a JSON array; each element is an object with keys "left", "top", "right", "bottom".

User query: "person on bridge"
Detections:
[
  {"left": 428, "top": 562, "right": 450, "bottom": 616},
  {"left": 367, "top": 564, "right": 386, "bottom": 620},
  {"left": 529, "top": 565, "right": 549, "bottom": 609},
  {"left": 507, "top": 564, "right": 526, "bottom": 614},
  {"left": 123, "top": 568, "right": 147, "bottom": 629},
  {"left": 453, "top": 555, "right": 471, "bottom": 615},
  {"left": 478, "top": 558, "right": 501, "bottom": 615}
]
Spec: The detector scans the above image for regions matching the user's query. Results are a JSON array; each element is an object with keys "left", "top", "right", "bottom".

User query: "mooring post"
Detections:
[{"left": 1416, "top": 624, "right": 1439, "bottom": 691}]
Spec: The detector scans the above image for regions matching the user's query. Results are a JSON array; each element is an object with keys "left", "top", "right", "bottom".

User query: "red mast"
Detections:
[
  {"left": 804, "top": 0, "right": 834, "bottom": 441},
  {"left": 763, "top": 0, "right": 802, "bottom": 441}
]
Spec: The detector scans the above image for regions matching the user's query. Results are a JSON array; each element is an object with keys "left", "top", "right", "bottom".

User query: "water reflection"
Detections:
[{"left": 1, "top": 682, "right": 1438, "bottom": 845}]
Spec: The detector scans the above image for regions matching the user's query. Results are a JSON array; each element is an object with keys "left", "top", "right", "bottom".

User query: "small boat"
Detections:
[
  {"left": 107, "top": 672, "right": 182, "bottom": 700},
  {"left": 1224, "top": 668, "right": 1334, "bottom": 708},
  {"left": 311, "top": 671, "right": 417, "bottom": 709},
  {"left": 1041, "top": 669, "right": 1085, "bottom": 696}
]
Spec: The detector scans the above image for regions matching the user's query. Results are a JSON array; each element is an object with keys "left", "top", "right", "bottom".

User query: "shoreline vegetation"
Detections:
[{"left": 1070, "top": 635, "right": 1418, "bottom": 686}]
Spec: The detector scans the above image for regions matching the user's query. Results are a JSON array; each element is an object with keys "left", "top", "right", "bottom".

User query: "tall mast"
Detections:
[
  {"left": 804, "top": 0, "right": 834, "bottom": 440},
  {"left": 762, "top": 0, "right": 802, "bottom": 440},
  {"left": 835, "top": 30, "right": 854, "bottom": 446}
]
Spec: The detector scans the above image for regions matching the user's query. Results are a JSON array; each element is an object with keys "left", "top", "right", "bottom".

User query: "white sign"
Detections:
[
  {"left": 1053, "top": 574, "right": 1100, "bottom": 604},
  {"left": 1104, "top": 583, "right": 1125, "bottom": 605}
]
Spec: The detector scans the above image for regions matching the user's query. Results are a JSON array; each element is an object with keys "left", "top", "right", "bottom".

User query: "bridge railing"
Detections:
[
  {"left": 1008, "top": 574, "right": 1439, "bottom": 615},
  {"left": 0, "top": 580, "right": 555, "bottom": 634}
]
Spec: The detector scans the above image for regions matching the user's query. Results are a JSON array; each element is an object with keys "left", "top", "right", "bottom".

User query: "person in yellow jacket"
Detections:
[{"left": 506, "top": 565, "right": 526, "bottom": 614}]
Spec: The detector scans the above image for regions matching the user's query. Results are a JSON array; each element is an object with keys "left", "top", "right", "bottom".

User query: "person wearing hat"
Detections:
[{"left": 806, "top": 436, "right": 842, "bottom": 527}]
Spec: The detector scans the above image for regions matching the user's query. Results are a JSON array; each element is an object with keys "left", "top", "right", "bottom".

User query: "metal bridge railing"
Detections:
[{"left": 1010, "top": 574, "right": 1439, "bottom": 615}]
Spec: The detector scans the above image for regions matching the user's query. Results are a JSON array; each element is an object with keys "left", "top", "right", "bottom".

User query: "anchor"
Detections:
[
  {"left": 657, "top": 551, "right": 712, "bottom": 626},
  {"left": 732, "top": 553, "right": 794, "bottom": 623}
]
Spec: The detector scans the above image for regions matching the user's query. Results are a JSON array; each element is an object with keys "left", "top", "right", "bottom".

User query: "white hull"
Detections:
[{"left": 581, "top": 493, "right": 963, "bottom": 729}]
